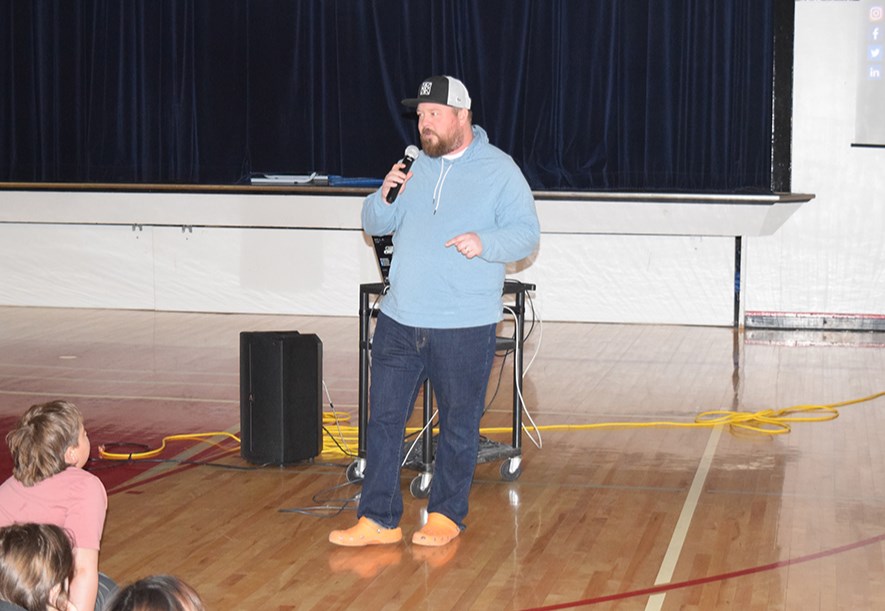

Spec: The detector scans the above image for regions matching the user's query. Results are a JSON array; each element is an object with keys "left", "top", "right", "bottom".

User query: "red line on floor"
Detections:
[
  {"left": 96, "top": 444, "right": 240, "bottom": 495},
  {"left": 522, "top": 532, "right": 885, "bottom": 610}
]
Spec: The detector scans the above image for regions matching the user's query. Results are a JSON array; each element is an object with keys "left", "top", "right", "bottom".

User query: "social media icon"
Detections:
[
  {"left": 870, "top": 65, "right": 883, "bottom": 79},
  {"left": 870, "top": 45, "right": 884, "bottom": 60},
  {"left": 873, "top": 26, "right": 882, "bottom": 41},
  {"left": 871, "top": 6, "right": 884, "bottom": 21}
]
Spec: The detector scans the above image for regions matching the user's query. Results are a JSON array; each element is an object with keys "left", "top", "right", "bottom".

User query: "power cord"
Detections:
[
  {"left": 476, "top": 391, "right": 885, "bottom": 437},
  {"left": 277, "top": 480, "right": 359, "bottom": 518},
  {"left": 91, "top": 391, "right": 885, "bottom": 519},
  {"left": 98, "top": 431, "right": 240, "bottom": 461}
]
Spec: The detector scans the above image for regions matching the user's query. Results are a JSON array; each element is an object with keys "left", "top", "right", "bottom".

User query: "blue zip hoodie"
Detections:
[{"left": 362, "top": 125, "right": 540, "bottom": 328}]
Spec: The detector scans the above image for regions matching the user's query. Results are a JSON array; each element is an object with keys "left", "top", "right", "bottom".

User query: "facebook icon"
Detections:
[{"left": 873, "top": 26, "right": 882, "bottom": 41}]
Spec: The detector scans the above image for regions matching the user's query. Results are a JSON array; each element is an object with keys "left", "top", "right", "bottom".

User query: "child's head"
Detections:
[
  {"left": 6, "top": 400, "right": 88, "bottom": 486},
  {"left": 0, "top": 522, "right": 74, "bottom": 611},
  {"left": 106, "top": 574, "right": 205, "bottom": 611}
]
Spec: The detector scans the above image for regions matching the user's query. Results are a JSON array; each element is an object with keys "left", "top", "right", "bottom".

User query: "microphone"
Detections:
[{"left": 386, "top": 145, "right": 420, "bottom": 203}]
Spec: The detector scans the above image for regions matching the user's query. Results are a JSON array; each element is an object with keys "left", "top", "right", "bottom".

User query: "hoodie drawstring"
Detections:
[{"left": 432, "top": 159, "right": 454, "bottom": 215}]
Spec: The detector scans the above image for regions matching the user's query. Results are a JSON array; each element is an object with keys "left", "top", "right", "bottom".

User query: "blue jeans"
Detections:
[
  {"left": 96, "top": 572, "right": 118, "bottom": 610},
  {"left": 358, "top": 312, "right": 497, "bottom": 530}
]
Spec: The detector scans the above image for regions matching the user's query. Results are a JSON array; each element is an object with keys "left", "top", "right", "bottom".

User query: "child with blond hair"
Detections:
[{"left": 0, "top": 401, "right": 116, "bottom": 611}]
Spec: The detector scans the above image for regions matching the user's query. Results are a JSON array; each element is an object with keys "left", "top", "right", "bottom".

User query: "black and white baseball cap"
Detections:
[{"left": 401, "top": 75, "right": 472, "bottom": 110}]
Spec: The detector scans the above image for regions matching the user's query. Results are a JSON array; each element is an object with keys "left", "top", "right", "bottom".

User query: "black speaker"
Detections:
[{"left": 239, "top": 331, "right": 323, "bottom": 464}]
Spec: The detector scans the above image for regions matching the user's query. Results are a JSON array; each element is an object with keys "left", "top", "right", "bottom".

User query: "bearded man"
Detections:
[{"left": 330, "top": 75, "right": 540, "bottom": 548}]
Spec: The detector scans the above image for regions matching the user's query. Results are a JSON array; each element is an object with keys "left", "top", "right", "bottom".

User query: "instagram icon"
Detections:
[{"left": 857, "top": 1, "right": 885, "bottom": 145}]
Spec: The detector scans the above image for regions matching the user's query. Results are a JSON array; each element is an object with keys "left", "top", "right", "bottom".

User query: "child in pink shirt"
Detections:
[{"left": 0, "top": 400, "right": 116, "bottom": 611}]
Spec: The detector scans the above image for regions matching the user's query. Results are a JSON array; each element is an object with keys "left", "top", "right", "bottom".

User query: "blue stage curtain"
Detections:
[{"left": 0, "top": 0, "right": 774, "bottom": 192}]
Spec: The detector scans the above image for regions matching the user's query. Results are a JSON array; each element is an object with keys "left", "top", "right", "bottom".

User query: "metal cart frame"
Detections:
[{"left": 347, "top": 280, "right": 535, "bottom": 497}]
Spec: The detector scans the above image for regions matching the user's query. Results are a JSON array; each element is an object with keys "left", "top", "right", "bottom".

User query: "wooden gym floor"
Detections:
[{"left": 1, "top": 305, "right": 885, "bottom": 610}]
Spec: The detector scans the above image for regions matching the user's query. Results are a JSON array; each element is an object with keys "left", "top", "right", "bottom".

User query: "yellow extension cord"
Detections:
[
  {"left": 97, "top": 391, "right": 885, "bottom": 462},
  {"left": 98, "top": 431, "right": 242, "bottom": 461}
]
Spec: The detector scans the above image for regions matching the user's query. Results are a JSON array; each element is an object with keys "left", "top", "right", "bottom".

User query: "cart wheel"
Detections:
[
  {"left": 410, "top": 473, "right": 432, "bottom": 498},
  {"left": 345, "top": 459, "right": 365, "bottom": 483},
  {"left": 500, "top": 458, "right": 522, "bottom": 481}
]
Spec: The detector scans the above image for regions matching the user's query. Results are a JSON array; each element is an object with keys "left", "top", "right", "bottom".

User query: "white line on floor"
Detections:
[{"left": 645, "top": 424, "right": 724, "bottom": 611}]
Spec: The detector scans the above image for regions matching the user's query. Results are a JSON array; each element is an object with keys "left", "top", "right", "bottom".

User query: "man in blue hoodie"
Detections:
[{"left": 330, "top": 75, "right": 540, "bottom": 548}]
